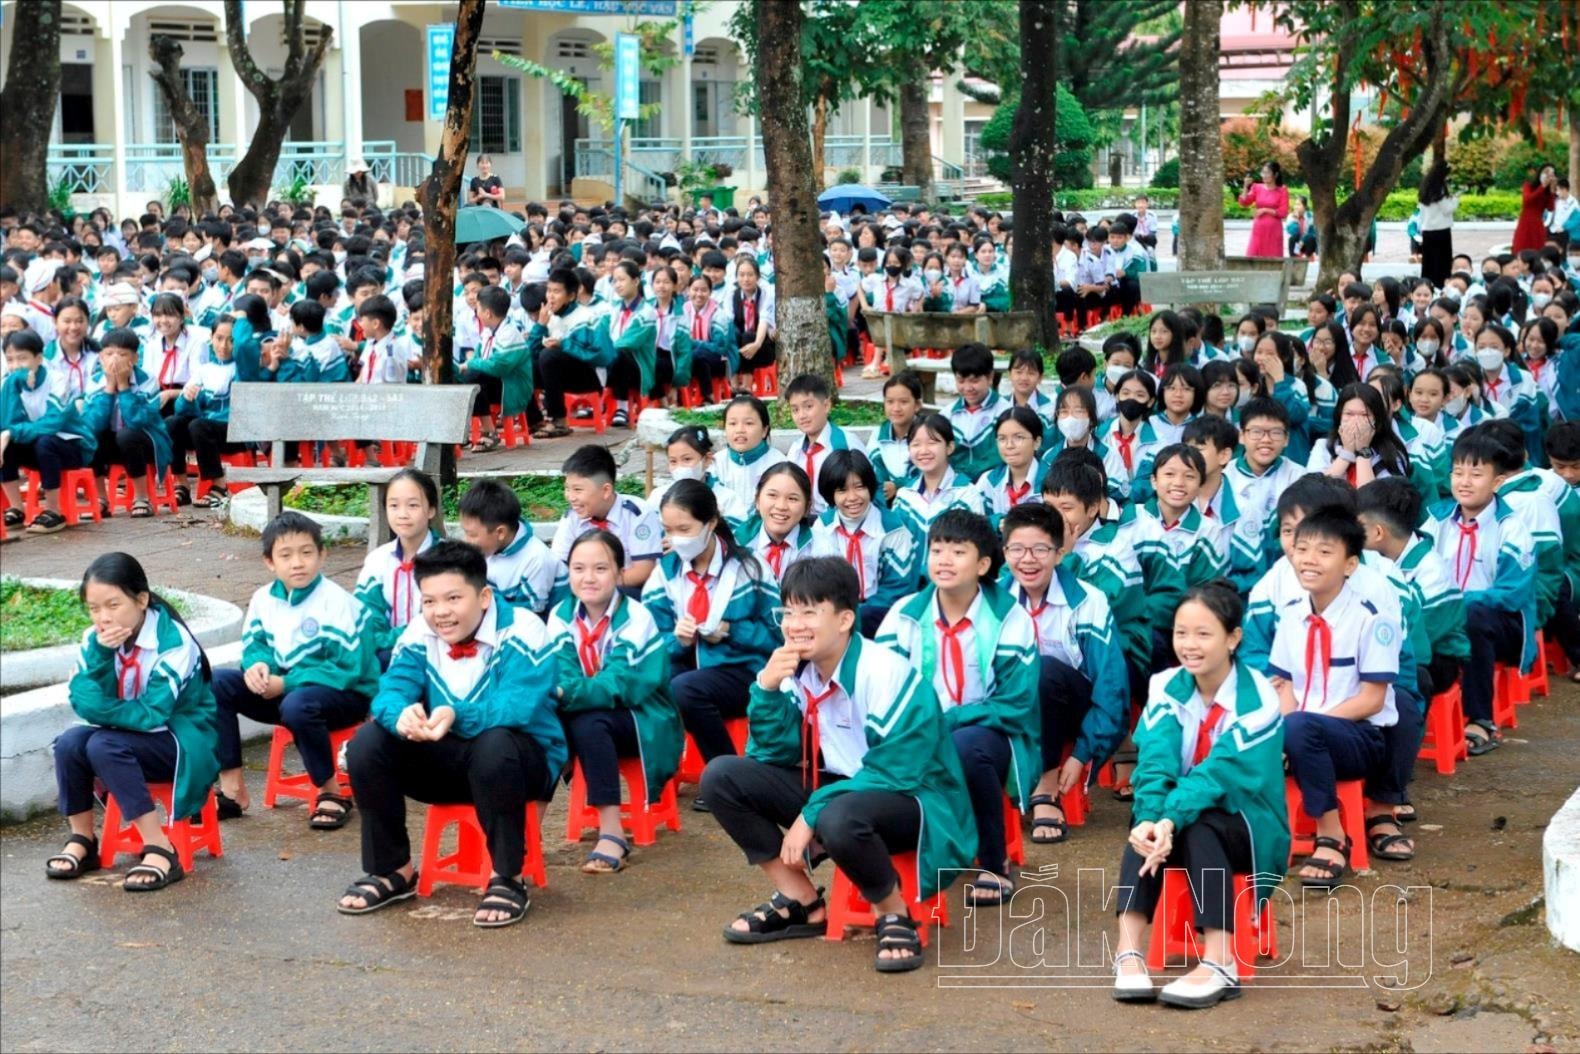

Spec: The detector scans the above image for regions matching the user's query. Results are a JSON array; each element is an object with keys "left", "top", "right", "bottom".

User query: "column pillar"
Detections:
[
  {"left": 105, "top": 27, "right": 129, "bottom": 215},
  {"left": 339, "top": 6, "right": 362, "bottom": 162}
]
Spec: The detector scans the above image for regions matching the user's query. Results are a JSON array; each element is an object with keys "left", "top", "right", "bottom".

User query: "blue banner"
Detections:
[
  {"left": 615, "top": 32, "right": 641, "bottom": 121},
  {"left": 497, "top": 0, "right": 678, "bottom": 14},
  {"left": 427, "top": 25, "right": 455, "bottom": 122}
]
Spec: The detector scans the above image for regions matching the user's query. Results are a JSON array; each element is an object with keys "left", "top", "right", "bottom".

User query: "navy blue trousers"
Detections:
[
  {"left": 54, "top": 725, "right": 177, "bottom": 820},
  {"left": 1462, "top": 601, "right": 1524, "bottom": 726},
  {"left": 1283, "top": 711, "right": 1385, "bottom": 819},
  {"left": 1037, "top": 656, "right": 1095, "bottom": 770},
  {"left": 674, "top": 663, "right": 755, "bottom": 762},
  {"left": 212, "top": 668, "right": 368, "bottom": 787},
  {"left": 563, "top": 708, "right": 641, "bottom": 806},
  {"left": 952, "top": 723, "right": 1010, "bottom": 876}
]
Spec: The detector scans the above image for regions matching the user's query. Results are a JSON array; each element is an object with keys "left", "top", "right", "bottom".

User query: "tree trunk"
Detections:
[
  {"left": 812, "top": 89, "right": 831, "bottom": 188},
  {"left": 227, "top": 105, "right": 291, "bottom": 207},
  {"left": 1570, "top": 103, "right": 1580, "bottom": 196},
  {"left": 222, "top": 0, "right": 332, "bottom": 208},
  {"left": 149, "top": 35, "right": 218, "bottom": 213},
  {"left": 900, "top": 75, "right": 933, "bottom": 197},
  {"left": 757, "top": 0, "right": 832, "bottom": 389},
  {"left": 1009, "top": 0, "right": 1060, "bottom": 351},
  {"left": 0, "top": 0, "right": 62, "bottom": 213},
  {"left": 1177, "top": 0, "right": 1225, "bottom": 271}
]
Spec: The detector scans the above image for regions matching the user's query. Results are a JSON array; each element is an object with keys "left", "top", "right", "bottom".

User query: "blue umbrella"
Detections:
[
  {"left": 454, "top": 205, "right": 525, "bottom": 245},
  {"left": 817, "top": 184, "right": 893, "bottom": 215}
]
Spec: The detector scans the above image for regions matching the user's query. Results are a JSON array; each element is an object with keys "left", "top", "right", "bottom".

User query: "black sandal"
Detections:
[
  {"left": 1465, "top": 724, "right": 1500, "bottom": 756},
  {"left": 130, "top": 499, "right": 153, "bottom": 518},
  {"left": 173, "top": 484, "right": 192, "bottom": 506},
  {"left": 337, "top": 869, "right": 418, "bottom": 914},
  {"left": 192, "top": 486, "right": 230, "bottom": 509},
  {"left": 25, "top": 509, "right": 68, "bottom": 534},
  {"left": 1395, "top": 803, "right": 1417, "bottom": 823},
  {"left": 532, "top": 422, "right": 573, "bottom": 440},
  {"left": 966, "top": 872, "right": 1015, "bottom": 907},
  {"left": 123, "top": 844, "right": 184, "bottom": 892},
  {"left": 1028, "top": 793, "right": 1068, "bottom": 844},
  {"left": 1365, "top": 815, "right": 1415, "bottom": 861},
  {"left": 723, "top": 889, "right": 827, "bottom": 944},
  {"left": 45, "top": 833, "right": 101, "bottom": 880},
  {"left": 2, "top": 508, "right": 22, "bottom": 528},
  {"left": 309, "top": 792, "right": 354, "bottom": 831},
  {"left": 1298, "top": 835, "right": 1350, "bottom": 890},
  {"left": 469, "top": 434, "right": 502, "bottom": 453},
  {"left": 474, "top": 876, "right": 529, "bottom": 928},
  {"left": 874, "top": 912, "right": 925, "bottom": 973},
  {"left": 215, "top": 791, "right": 245, "bottom": 821},
  {"left": 581, "top": 833, "right": 631, "bottom": 874}
]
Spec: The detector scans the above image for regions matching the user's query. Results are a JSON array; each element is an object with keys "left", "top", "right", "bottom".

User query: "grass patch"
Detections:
[
  {"left": 975, "top": 186, "right": 1522, "bottom": 222},
  {"left": 671, "top": 399, "right": 889, "bottom": 430},
  {"left": 1, "top": 577, "right": 191, "bottom": 652},
  {"left": 1084, "top": 310, "right": 1303, "bottom": 346},
  {"left": 284, "top": 473, "right": 646, "bottom": 523}
]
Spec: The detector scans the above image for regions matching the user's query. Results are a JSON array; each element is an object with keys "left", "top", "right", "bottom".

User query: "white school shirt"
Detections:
[
  {"left": 1150, "top": 663, "right": 1282, "bottom": 775},
  {"left": 357, "top": 333, "right": 409, "bottom": 384},
  {"left": 809, "top": 504, "right": 911, "bottom": 602},
  {"left": 140, "top": 326, "right": 210, "bottom": 387},
  {"left": 929, "top": 589, "right": 987, "bottom": 707},
  {"left": 712, "top": 444, "right": 788, "bottom": 526},
  {"left": 862, "top": 273, "right": 924, "bottom": 313},
  {"left": 1429, "top": 503, "right": 1509, "bottom": 593},
  {"left": 1054, "top": 247, "right": 1079, "bottom": 291},
  {"left": 944, "top": 271, "right": 982, "bottom": 309},
  {"left": 830, "top": 265, "right": 861, "bottom": 307},
  {"left": 550, "top": 496, "right": 664, "bottom": 565},
  {"left": 1007, "top": 576, "right": 1109, "bottom": 670},
  {"left": 790, "top": 645, "right": 870, "bottom": 778},
  {"left": 486, "top": 521, "right": 557, "bottom": 613},
  {"left": 358, "top": 532, "right": 437, "bottom": 633},
  {"left": 792, "top": 422, "right": 849, "bottom": 515},
  {"left": 419, "top": 600, "right": 506, "bottom": 699},
  {"left": 1268, "top": 582, "right": 1400, "bottom": 726},
  {"left": 48, "top": 348, "right": 99, "bottom": 403},
  {"left": 23, "top": 300, "right": 57, "bottom": 344}
]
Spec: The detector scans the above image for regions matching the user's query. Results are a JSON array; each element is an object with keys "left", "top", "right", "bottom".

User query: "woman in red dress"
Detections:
[
  {"left": 1512, "top": 164, "right": 1556, "bottom": 253},
  {"left": 1237, "top": 161, "right": 1290, "bottom": 258}
]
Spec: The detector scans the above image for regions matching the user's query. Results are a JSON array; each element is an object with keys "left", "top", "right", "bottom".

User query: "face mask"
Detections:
[
  {"left": 333, "top": 250, "right": 348, "bottom": 265},
  {"left": 1237, "top": 335, "right": 1256, "bottom": 354},
  {"left": 923, "top": 269, "right": 942, "bottom": 284},
  {"left": 202, "top": 265, "right": 218, "bottom": 284},
  {"left": 1416, "top": 339, "right": 1439, "bottom": 358},
  {"left": 1532, "top": 292, "right": 1552, "bottom": 309},
  {"left": 1057, "top": 417, "right": 1091, "bottom": 443},
  {"left": 247, "top": 256, "right": 266, "bottom": 271},
  {"left": 1444, "top": 395, "right": 1468, "bottom": 417},
  {"left": 1117, "top": 398, "right": 1147, "bottom": 422},
  {"left": 1481, "top": 270, "right": 1499, "bottom": 283},
  {"left": 1475, "top": 347, "right": 1505, "bottom": 374},
  {"left": 669, "top": 527, "right": 712, "bottom": 563},
  {"left": 885, "top": 265, "right": 903, "bottom": 277},
  {"left": 670, "top": 464, "right": 705, "bottom": 482},
  {"left": 1105, "top": 363, "right": 1130, "bottom": 387},
  {"left": 1235, "top": 388, "right": 1253, "bottom": 409},
  {"left": 1444, "top": 286, "right": 1463, "bottom": 301},
  {"left": 257, "top": 223, "right": 271, "bottom": 237}
]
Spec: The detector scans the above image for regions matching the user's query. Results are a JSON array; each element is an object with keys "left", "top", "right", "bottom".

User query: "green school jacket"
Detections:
[{"left": 746, "top": 634, "right": 978, "bottom": 898}]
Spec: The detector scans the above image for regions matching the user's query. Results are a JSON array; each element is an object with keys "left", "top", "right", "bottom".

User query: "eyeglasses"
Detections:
[
  {"left": 1243, "top": 427, "right": 1287, "bottom": 440},
  {"left": 997, "top": 433, "right": 1035, "bottom": 445},
  {"left": 1005, "top": 544, "right": 1057, "bottom": 559}
]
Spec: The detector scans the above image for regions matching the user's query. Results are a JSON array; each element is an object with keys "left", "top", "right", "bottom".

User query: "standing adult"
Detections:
[
  {"left": 1237, "top": 161, "right": 1289, "bottom": 259},
  {"left": 469, "top": 156, "right": 506, "bottom": 209},
  {"left": 1512, "top": 164, "right": 1556, "bottom": 254},
  {"left": 1416, "top": 159, "right": 1459, "bottom": 290}
]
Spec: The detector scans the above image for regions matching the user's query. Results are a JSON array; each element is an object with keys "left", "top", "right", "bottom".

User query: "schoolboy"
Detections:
[
  {"left": 459, "top": 479, "right": 557, "bottom": 615},
  {"left": 550, "top": 444, "right": 664, "bottom": 591},
  {"left": 1221, "top": 398, "right": 1306, "bottom": 590},
  {"left": 213, "top": 512, "right": 379, "bottom": 828},
  {"left": 786, "top": 372, "right": 853, "bottom": 515},
  {"left": 946, "top": 342, "right": 1006, "bottom": 481},
  {"left": 461, "top": 284, "right": 533, "bottom": 452}
]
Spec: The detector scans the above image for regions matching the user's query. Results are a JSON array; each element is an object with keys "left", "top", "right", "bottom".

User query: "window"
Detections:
[
  {"left": 153, "top": 68, "right": 220, "bottom": 144},
  {"left": 629, "top": 81, "right": 663, "bottom": 139},
  {"left": 471, "top": 76, "right": 522, "bottom": 154}
]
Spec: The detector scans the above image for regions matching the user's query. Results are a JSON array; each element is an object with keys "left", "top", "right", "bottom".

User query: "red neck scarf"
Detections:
[
  {"left": 116, "top": 645, "right": 143, "bottom": 700},
  {"left": 1114, "top": 430, "right": 1136, "bottom": 471},
  {"left": 685, "top": 570, "right": 712, "bottom": 624},
  {"left": 836, "top": 523, "right": 867, "bottom": 596},
  {"left": 1193, "top": 702, "right": 1225, "bottom": 765},
  {"left": 802, "top": 437, "right": 824, "bottom": 482},
  {"left": 575, "top": 614, "right": 610, "bottom": 677},
  {"left": 392, "top": 558, "right": 416, "bottom": 627},
  {"left": 936, "top": 616, "right": 973, "bottom": 705},
  {"left": 1453, "top": 517, "right": 1479, "bottom": 590},
  {"left": 801, "top": 680, "right": 839, "bottom": 789},
  {"left": 159, "top": 336, "right": 181, "bottom": 387},
  {"left": 1006, "top": 479, "right": 1030, "bottom": 507},
  {"left": 765, "top": 538, "right": 789, "bottom": 578},
  {"left": 1300, "top": 613, "right": 1332, "bottom": 710}
]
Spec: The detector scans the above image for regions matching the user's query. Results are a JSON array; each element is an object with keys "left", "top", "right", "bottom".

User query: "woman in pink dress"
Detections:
[
  {"left": 1511, "top": 164, "right": 1556, "bottom": 253},
  {"left": 1238, "top": 161, "right": 1290, "bottom": 258}
]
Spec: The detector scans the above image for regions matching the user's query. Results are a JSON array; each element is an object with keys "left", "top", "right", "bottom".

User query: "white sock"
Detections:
[{"left": 617, "top": 400, "right": 628, "bottom": 413}]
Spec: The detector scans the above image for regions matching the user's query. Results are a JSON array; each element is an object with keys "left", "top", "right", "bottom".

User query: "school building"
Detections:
[{"left": 0, "top": 0, "right": 1308, "bottom": 216}]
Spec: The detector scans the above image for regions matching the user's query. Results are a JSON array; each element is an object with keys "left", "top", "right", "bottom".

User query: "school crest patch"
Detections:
[
  {"left": 1374, "top": 622, "right": 1395, "bottom": 646},
  {"left": 300, "top": 617, "right": 321, "bottom": 639}
]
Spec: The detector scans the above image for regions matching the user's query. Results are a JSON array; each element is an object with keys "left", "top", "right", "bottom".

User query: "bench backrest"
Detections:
[
  {"left": 864, "top": 309, "right": 1039, "bottom": 351},
  {"left": 226, "top": 383, "right": 478, "bottom": 443},
  {"left": 1140, "top": 269, "right": 1288, "bottom": 307}
]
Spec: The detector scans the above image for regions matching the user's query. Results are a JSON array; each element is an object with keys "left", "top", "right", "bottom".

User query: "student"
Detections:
[
  {"left": 977, "top": 406, "right": 1048, "bottom": 527},
  {"left": 643, "top": 479, "right": 781, "bottom": 778},
  {"left": 1095, "top": 368, "right": 1158, "bottom": 503},
  {"left": 354, "top": 294, "right": 410, "bottom": 386},
  {"left": 49, "top": 553, "right": 219, "bottom": 890},
  {"left": 701, "top": 557, "right": 975, "bottom": 972},
  {"left": 1126, "top": 443, "right": 1224, "bottom": 593},
  {"left": 1142, "top": 311, "right": 1189, "bottom": 376},
  {"left": 458, "top": 480, "right": 557, "bottom": 615},
  {"left": 1266, "top": 510, "right": 1401, "bottom": 888},
  {"left": 647, "top": 424, "right": 729, "bottom": 517},
  {"left": 169, "top": 313, "right": 239, "bottom": 508},
  {"left": 548, "top": 529, "right": 682, "bottom": 874},
  {"left": 682, "top": 273, "right": 732, "bottom": 399},
  {"left": 82, "top": 328, "right": 171, "bottom": 518},
  {"left": 286, "top": 299, "right": 346, "bottom": 382},
  {"left": 214, "top": 512, "right": 378, "bottom": 828},
  {"left": 356, "top": 468, "right": 442, "bottom": 661},
  {"left": 941, "top": 240, "right": 983, "bottom": 313},
  {"left": 1369, "top": 368, "right": 1448, "bottom": 501},
  {"left": 648, "top": 263, "right": 693, "bottom": 404},
  {"left": 1, "top": 330, "right": 96, "bottom": 533},
  {"left": 1545, "top": 421, "right": 1580, "bottom": 681},
  {"left": 525, "top": 267, "right": 605, "bottom": 440},
  {"left": 876, "top": 510, "right": 1038, "bottom": 906},
  {"left": 1006, "top": 348, "right": 1058, "bottom": 432},
  {"left": 730, "top": 256, "right": 775, "bottom": 388},
  {"left": 337, "top": 541, "right": 564, "bottom": 927},
  {"left": 712, "top": 394, "right": 789, "bottom": 527},
  {"left": 549, "top": 444, "right": 663, "bottom": 594},
  {"left": 811, "top": 449, "right": 919, "bottom": 638},
  {"left": 786, "top": 372, "right": 853, "bottom": 516},
  {"left": 1000, "top": 504, "right": 1128, "bottom": 844},
  {"left": 593, "top": 260, "right": 656, "bottom": 428},
  {"left": 739, "top": 462, "right": 816, "bottom": 582},
  {"left": 1220, "top": 398, "right": 1305, "bottom": 589},
  {"left": 1074, "top": 227, "right": 1114, "bottom": 319},
  {"left": 1041, "top": 384, "right": 1110, "bottom": 473},
  {"left": 1111, "top": 582, "right": 1288, "bottom": 1009},
  {"left": 458, "top": 285, "right": 533, "bottom": 451},
  {"left": 893, "top": 413, "right": 989, "bottom": 552},
  {"left": 1307, "top": 383, "right": 1414, "bottom": 487},
  {"left": 42, "top": 295, "right": 97, "bottom": 403},
  {"left": 1473, "top": 323, "right": 1541, "bottom": 465},
  {"left": 867, "top": 369, "right": 924, "bottom": 502},
  {"left": 946, "top": 342, "right": 1007, "bottom": 481}
]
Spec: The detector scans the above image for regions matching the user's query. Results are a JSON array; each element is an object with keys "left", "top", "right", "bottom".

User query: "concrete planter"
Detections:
[
  {"left": 228, "top": 483, "right": 561, "bottom": 545},
  {"left": 1544, "top": 787, "right": 1580, "bottom": 952},
  {"left": 0, "top": 579, "right": 243, "bottom": 693},
  {"left": 635, "top": 405, "right": 881, "bottom": 453}
]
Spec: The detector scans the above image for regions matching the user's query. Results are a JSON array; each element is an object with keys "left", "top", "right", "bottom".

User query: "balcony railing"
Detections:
[{"left": 49, "top": 140, "right": 435, "bottom": 197}]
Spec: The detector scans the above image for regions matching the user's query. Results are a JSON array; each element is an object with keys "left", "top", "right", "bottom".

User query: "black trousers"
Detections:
[
  {"left": 1038, "top": 656, "right": 1095, "bottom": 770},
  {"left": 1114, "top": 808, "right": 1253, "bottom": 933},
  {"left": 1551, "top": 576, "right": 1580, "bottom": 665},
  {"left": 1463, "top": 601, "right": 1523, "bottom": 725},
  {"left": 674, "top": 663, "right": 756, "bottom": 762},
  {"left": 538, "top": 347, "right": 640, "bottom": 420},
  {"left": 1, "top": 434, "right": 86, "bottom": 490},
  {"left": 735, "top": 336, "right": 778, "bottom": 372},
  {"left": 459, "top": 368, "right": 503, "bottom": 418},
  {"left": 91, "top": 428, "right": 155, "bottom": 478},
  {"left": 563, "top": 708, "right": 640, "bottom": 807},
  {"left": 185, "top": 417, "right": 243, "bottom": 481},
  {"left": 346, "top": 722, "right": 554, "bottom": 878},
  {"left": 701, "top": 755, "right": 921, "bottom": 904},
  {"left": 165, "top": 411, "right": 198, "bottom": 473},
  {"left": 1365, "top": 689, "right": 1424, "bottom": 806}
]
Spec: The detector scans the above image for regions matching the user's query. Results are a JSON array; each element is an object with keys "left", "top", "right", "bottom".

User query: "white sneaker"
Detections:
[
  {"left": 1112, "top": 949, "right": 1156, "bottom": 1002},
  {"left": 1158, "top": 959, "right": 1241, "bottom": 1009}
]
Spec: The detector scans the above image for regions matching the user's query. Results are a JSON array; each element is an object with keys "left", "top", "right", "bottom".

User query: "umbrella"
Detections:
[
  {"left": 817, "top": 184, "right": 893, "bottom": 216},
  {"left": 454, "top": 205, "right": 525, "bottom": 245}
]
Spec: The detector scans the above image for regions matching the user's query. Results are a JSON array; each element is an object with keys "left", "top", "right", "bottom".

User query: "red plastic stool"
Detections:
[
  {"left": 1547, "top": 632, "right": 1568, "bottom": 674},
  {"left": 1527, "top": 631, "right": 1550, "bottom": 698},
  {"left": 1493, "top": 665, "right": 1521, "bottom": 729},
  {"left": 1003, "top": 795, "right": 1025, "bottom": 866},
  {"left": 107, "top": 467, "right": 180, "bottom": 514},
  {"left": 565, "top": 391, "right": 612, "bottom": 433},
  {"left": 677, "top": 717, "right": 749, "bottom": 785},
  {"left": 99, "top": 784, "right": 223, "bottom": 872},
  {"left": 824, "top": 852, "right": 949, "bottom": 947},
  {"left": 415, "top": 802, "right": 548, "bottom": 895},
  {"left": 1418, "top": 685, "right": 1467, "bottom": 776},
  {"left": 48, "top": 468, "right": 103, "bottom": 525},
  {"left": 1285, "top": 776, "right": 1369, "bottom": 872},
  {"left": 498, "top": 413, "right": 531, "bottom": 448},
  {"left": 1145, "top": 870, "right": 1277, "bottom": 978},
  {"left": 564, "top": 756, "right": 681, "bottom": 846},
  {"left": 677, "top": 381, "right": 706, "bottom": 409},
  {"left": 261, "top": 723, "right": 359, "bottom": 807},
  {"left": 750, "top": 364, "right": 780, "bottom": 398},
  {"left": 1054, "top": 756, "right": 1093, "bottom": 827}
]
